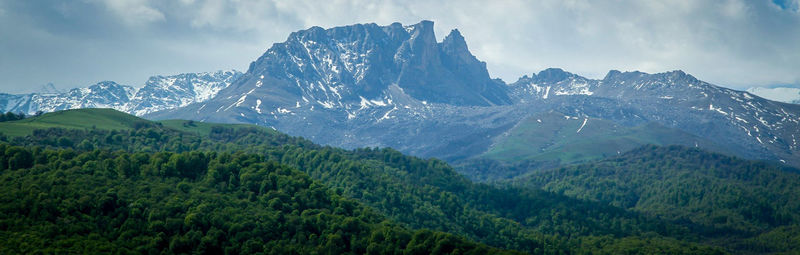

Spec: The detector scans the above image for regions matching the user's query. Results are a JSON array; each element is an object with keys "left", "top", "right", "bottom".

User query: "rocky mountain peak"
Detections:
[
  {"left": 292, "top": 26, "right": 328, "bottom": 42},
  {"left": 396, "top": 20, "right": 439, "bottom": 66},
  {"left": 213, "top": 20, "right": 511, "bottom": 110},
  {"left": 407, "top": 20, "right": 436, "bottom": 41},
  {"left": 603, "top": 70, "right": 646, "bottom": 82},
  {"left": 441, "top": 29, "right": 467, "bottom": 53},
  {"left": 535, "top": 68, "right": 576, "bottom": 84},
  {"left": 91, "top": 81, "right": 125, "bottom": 89},
  {"left": 661, "top": 70, "right": 698, "bottom": 84},
  {"left": 598, "top": 69, "right": 703, "bottom": 95}
]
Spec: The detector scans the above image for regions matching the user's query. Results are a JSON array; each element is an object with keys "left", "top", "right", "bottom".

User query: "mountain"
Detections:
[
  {"left": 147, "top": 21, "right": 520, "bottom": 162},
  {"left": 507, "top": 68, "right": 800, "bottom": 168},
  {"left": 0, "top": 81, "right": 132, "bottom": 115},
  {"left": 747, "top": 86, "right": 800, "bottom": 104},
  {"left": 147, "top": 21, "right": 800, "bottom": 172},
  {"left": 0, "top": 70, "right": 242, "bottom": 116},
  {"left": 126, "top": 70, "right": 243, "bottom": 115}
]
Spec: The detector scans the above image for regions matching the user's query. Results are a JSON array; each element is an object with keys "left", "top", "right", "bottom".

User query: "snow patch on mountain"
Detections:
[
  {"left": 0, "top": 70, "right": 242, "bottom": 116},
  {"left": 142, "top": 21, "right": 800, "bottom": 169}
]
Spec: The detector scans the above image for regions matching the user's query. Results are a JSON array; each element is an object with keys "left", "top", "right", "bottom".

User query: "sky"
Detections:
[{"left": 0, "top": 0, "right": 798, "bottom": 94}]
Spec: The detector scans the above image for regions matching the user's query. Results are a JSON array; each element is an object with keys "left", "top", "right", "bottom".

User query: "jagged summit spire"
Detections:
[{"left": 441, "top": 29, "right": 469, "bottom": 54}]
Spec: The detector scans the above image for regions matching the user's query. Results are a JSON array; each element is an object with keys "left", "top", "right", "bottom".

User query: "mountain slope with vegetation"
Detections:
[
  {"left": 459, "top": 111, "right": 730, "bottom": 182},
  {"left": 0, "top": 109, "right": 735, "bottom": 254},
  {"left": 0, "top": 146, "right": 510, "bottom": 254},
  {"left": 514, "top": 145, "right": 800, "bottom": 252},
  {"left": 484, "top": 111, "right": 727, "bottom": 164},
  {"left": 0, "top": 108, "right": 147, "bottom": 137}
]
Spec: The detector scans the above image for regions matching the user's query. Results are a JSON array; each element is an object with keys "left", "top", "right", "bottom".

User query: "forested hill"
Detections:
[
  {"left": 0, "top": 146, "right": 512, "bottom": 254},
  {"left": 515, "top": 145, "right": 800, "bottom": 252},
  {"left": 0, "top": 108, "right": 769, "bottom": 254}
]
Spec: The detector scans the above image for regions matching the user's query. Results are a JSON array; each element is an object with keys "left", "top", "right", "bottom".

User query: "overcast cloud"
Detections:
[{"left": 0, "top": 0, "right": 798, "bottom": 93}]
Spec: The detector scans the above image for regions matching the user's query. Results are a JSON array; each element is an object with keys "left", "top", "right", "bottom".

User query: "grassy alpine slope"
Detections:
[
  {"left": 463, "top": 111, "right": 731, "bottom": 182},
  {"left": 0, "top": 108, "right": 147, "bottom": 137}
]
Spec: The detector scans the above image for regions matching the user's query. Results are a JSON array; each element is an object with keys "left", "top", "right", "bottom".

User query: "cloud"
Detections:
[
  {"left": 0, "top": 0, "right": 798, "bottom": 93},
  {"left": 91, "top": 0, "right": 165, "bottom": 25},
  {"left": 185, "top": 0, "right": 799, "bottom": 88}
]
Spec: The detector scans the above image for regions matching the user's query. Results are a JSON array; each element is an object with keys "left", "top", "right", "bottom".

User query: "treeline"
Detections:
[
  {"left": 0, "top": 125, "right": 727, "bottom": 254},
  {"left": 3, "top": 124, "right": 313, "bottom": 154},
  {"left": 0, "top": 145, "right": 515, "bottom": 254},
  {"left": 0, "top": 111, "right": 32, "bottom": 122}
]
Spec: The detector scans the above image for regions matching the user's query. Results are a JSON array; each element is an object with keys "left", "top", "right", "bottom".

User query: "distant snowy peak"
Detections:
[
  {"left": 0, "top": 81, "right": 134, "bottom": 115},
  {"left": 511, "top": 68, "right": 596, "bottom": 101},
  {"left": 746, "top": 86, "right": 800, "bottom": 104},
  {"left": 127, "top": 70, "right": 242, "bottom": 115},
  {"left": 0, "top": 70, "right": 242, "bottom": 116},
  {"left": 511, "top": 69, "right": 719, "bottom": 102}
]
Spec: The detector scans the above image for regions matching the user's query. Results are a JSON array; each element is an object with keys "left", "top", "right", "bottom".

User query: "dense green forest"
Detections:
[
  {"left": 515, "top": 145, "right": 800, "bottom": 253},
  {"left": 0, "top": 111, "right": 27, "bottom": 122},
  {"left": 5, "top": 108, "right": 797, "bottom": 254},
  {"left": 0, "top": 146, "right": 513, "bottom": 254}
]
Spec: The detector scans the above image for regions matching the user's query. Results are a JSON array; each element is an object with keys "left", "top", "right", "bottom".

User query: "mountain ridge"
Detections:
[
  {"left": 145, "top": 20, "right": 799, "bottom": 170},
  {"left": 2, "top": 20, "right": 795, "bottom": 171},
  {"left": 0, "top": 70, "right": 242, "bottom": 116}
]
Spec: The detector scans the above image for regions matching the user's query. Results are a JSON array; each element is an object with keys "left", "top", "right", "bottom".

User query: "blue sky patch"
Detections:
[{"left": 773, "top": 0, "right": 800, "bottom": 11}]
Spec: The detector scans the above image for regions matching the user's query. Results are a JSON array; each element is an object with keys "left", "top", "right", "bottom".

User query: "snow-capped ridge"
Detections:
[{"left": 0, "top": 70, "right": 242, "bottom": 116}]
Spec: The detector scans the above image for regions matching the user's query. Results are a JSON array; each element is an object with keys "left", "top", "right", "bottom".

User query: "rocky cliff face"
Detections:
[{"left": 190, "top": 21, "right": 509, "bottom": 119}]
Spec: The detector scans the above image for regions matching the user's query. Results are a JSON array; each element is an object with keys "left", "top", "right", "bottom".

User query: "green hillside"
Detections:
[
  {"left": 0, "top": 108, "right": 147, "bottom": 137},
  {"left": 0, "top": 109, "right": 728, "bottom": 254},
  {"left": 158, "top": 119, "right": 278, "bottom": 137},
  {"left": 514, "top": 145, "right": 800, "bottom": 253},
  {"left": 483, "top": 111, "right": 727, "bottom": 164},
  {"left": 0, "top": 145, "right": 512, "bottom": 254},
  {"left": 460, "top": 111, "right": 730, "bottom": 182}
]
